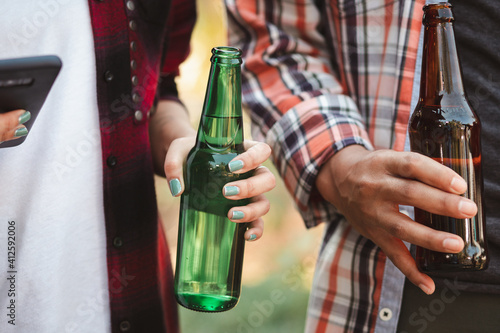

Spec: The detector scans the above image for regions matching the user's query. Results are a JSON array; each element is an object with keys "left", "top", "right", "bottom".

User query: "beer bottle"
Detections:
[
  {"left": 409, "top": 3, "right": 488, "bottom": 271},
  {"left": 174, "top": 47, "right": 250, "bottom": 311}
]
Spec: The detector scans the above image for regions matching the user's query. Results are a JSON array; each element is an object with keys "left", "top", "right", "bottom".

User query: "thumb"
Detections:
[{"left": 164, "top": 136, "right": 195, "bottom": 197}]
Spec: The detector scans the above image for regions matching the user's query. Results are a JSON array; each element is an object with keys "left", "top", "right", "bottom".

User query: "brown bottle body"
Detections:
[{"left": 408, "top": 3, "right": 488, "bottom": 271}]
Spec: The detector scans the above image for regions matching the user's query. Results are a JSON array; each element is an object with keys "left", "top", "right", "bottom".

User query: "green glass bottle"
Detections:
[{"left": 174, "top": 47, "right": 250, "bottom": 312}]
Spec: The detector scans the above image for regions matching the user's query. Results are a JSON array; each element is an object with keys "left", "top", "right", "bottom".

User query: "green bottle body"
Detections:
[{"left": 174, "top": 47, "right": 249, "bottom": 312}]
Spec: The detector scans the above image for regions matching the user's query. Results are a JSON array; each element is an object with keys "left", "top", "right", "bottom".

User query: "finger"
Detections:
[
  {"left": 223, "top": 166, "right": 276, "bottom": 199},
  {"left": 0, "top": 110, "right": 30, "bottom": 142},
  {"left": 228, "top": 141, "right": 271, "bottom": 173},
  {"left": 244, "top": 217, "right": 264, "bottom": 241},
  {"left": 380, "top": 210, "right": 464, "bottom": 254},
  {"left": 376, "top": 231, "right": 436, "bottom": 294},
  {"left": 387, "top": 151, "right": 468, "bottom": 195},
  {"left": 1, "top": 125, "right": 29, "bottom": 143},
  {"left": 384, "top": 176, "right": 477, "bottom": 219},
  {"left": 11, "top": 125, "right": 29, "bottom": 139},
  {"left": 164, "top": 136, "right": 195, "bottom": 197},
  {"left": 228, "top": 195, "right": 270, "bottom": 223}
]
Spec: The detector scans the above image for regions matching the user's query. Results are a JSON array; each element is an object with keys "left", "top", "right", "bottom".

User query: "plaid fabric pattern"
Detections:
[
  {"left": 226, "top": 0, "right": 423, "bottom": 331},
  {"left": 87, "top": 0, "right": 195, "bottom": 332},
  {"left": 306, "top": 221, "right": 386, "bottom": 333}
]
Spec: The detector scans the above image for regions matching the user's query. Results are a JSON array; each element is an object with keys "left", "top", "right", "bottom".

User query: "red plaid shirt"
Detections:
[{"left": 87, "top": 0, "right": 195, "bottom": 332}]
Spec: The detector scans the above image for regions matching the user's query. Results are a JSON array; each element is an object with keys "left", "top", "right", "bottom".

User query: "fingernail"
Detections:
[
  {"left": 18, "top": 111, "right": 31, "bottom": 125},
  {"left": 419, "top": 284, "right": 433, "bottom": 295},
  {"left": 450, "top": 177, "right": 467, "bottom": 194},
  {"left": 231, "top": 210, "right": 245, "bottom": 220},
  {"left": 14, "top": 127, "right": 28, "bottom": 138},
  {"left": 247, "top": 234, "right": 257, "bottom": 241},
  {"left": 224, "top": 186, "right": 240, "bottom": 196},
  {"left": 228, "top": 160, "right": 244, "bottom": 172},
  {"left": 169, "top": 179, "right": 182, "bottom": 197},
  {"left": 458, "top": 199, "right": 477, "bottom": 216},
  {"left": 443, "top": 238, "right": 462, "bottom": 252}
]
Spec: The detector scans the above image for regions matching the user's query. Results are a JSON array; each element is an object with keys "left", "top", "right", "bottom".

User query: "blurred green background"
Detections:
[{"left": 155, "top": 1, "right": 324, "bottom": 332}]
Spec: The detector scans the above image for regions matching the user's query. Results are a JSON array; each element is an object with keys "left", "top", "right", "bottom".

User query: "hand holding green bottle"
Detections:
[{"left": 164, "top": 135, "right": 275, "bottom": 242}]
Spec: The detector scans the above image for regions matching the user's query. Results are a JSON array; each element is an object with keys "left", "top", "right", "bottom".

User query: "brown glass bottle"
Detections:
[{"left": 409, "top": 3, "right": 488, "bottom": 271}]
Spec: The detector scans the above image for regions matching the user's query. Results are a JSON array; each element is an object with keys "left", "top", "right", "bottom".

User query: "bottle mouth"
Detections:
[
  {"left": 211, "top": 47, "right": 242, "bottom": 64},
  {"left": 423, "top": 2, "right": 454, "bottom": 25}
]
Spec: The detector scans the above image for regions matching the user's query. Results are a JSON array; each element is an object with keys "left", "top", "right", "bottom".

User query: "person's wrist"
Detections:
[{"left": 315, "top": 144, "right": 370, "bottom": 205}]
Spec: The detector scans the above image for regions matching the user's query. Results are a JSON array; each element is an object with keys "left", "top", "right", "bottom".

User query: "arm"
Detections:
[
  {"left": 149, "top": 0, "right": 275, "bottom": 241},
  {"left": 226, "top": 0, "right": 475, "bottom": 293},
  {"left": 149, "top": 0, "right": 197, "bottom": 176},
  {"left": 149, "top": 100, "right": 195, "bottom": 177},
  {"left": 225, "top": 0, "right": 373, "bottom": 227}
]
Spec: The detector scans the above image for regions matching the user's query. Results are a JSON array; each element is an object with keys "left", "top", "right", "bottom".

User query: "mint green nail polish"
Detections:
[
  {"left": 228, "top": 160, "right": 244, "bottom": 172},
  {"left": 247, "top": 234, "right": 257, "bottom": 241},
  {"left": 14, "top": 127, "right": 28, "bottom": 138},
  {"left": 232, "top": 211, "right": 245, "bottom": 220},
  {"left": 18, "top": 111, "right": 31, "bottom": 125},
  {"left": 224, "top": 186, "right": 240, "bottom": 196},
  {"left": 169, "top": 179, "right": 182, "bottom": 196}
]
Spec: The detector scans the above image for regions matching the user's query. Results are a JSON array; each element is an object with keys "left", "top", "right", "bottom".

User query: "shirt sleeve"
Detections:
[
  {"left": 225, "top": 0, "right": 374, "bottom": 228},
  {"left": 157, "top": 0, "right": 197, "bottom": 102}
]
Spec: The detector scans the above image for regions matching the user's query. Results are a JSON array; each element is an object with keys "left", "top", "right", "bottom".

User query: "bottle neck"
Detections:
[
  {"left": 419, "top": 20, "right": 465, "bottom": 105},
  {"left": 196, "top": 59, "right": 244, "bottom": 151}
]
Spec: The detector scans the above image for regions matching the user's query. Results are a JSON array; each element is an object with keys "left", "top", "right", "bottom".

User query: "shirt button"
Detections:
[
  {"left": 126, "top": 1, "right": 135, "bottom": 11},
  {"left": 132, "top": 92, "right": 141, "bottom": 103},
  {"left": 379, "top": 307, "right": 393, "bottom": 321},
  {"left": 129, "top": 20, "right": 137, "bottom": 31},
  {"left": 130, "top": 60, "right": 137, "bottom": 71},
  {"left": 131, "top": 75, "right": 138, "bottom": 86},
  {"left": 103, "top": 70, "right": 114, "bottom": 82},
  {"left": 119, "top": 320, "right": 131, "bottom": 331},
  {"left": 130, "top": 41, "right": 137, "bottom": 52},
  {"left": 134, "top": 110, "right": 143, "bottom": 122},
  {"left": 107, "top": 155, "right": 118, "bottom": 168},
  {"left": 113, "top": 237, "right": 123, "bottom": 248}
]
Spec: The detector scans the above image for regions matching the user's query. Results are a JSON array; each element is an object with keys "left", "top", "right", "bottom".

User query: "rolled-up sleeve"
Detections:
[
  {"left": 225, "top": 0, "right": 373, "bottom": 228},
  {"left": 157, "top": 0, "right": 197, "bottom": 103}
]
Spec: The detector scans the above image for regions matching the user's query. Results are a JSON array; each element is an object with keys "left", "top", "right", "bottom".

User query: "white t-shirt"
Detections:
[{"left": 0, "top": 1, "right": 110, "bottom": 332}]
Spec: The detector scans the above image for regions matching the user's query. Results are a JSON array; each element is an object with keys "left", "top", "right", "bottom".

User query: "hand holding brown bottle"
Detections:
[{"left": 315, "top": 145, "right": 477, "bottom": 295}]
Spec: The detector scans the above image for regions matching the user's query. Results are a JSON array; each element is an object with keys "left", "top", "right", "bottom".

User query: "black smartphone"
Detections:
[{"left": 0, "top": 55, "right": 62, "bottom": 148}]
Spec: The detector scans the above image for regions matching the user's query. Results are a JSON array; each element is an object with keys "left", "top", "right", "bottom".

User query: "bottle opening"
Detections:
[
  {"left": 211, "top": 47, "right": 242, "bottom": 64},
  {"left": 423, "top": 2, "right": 454, "bottom": 25}
]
